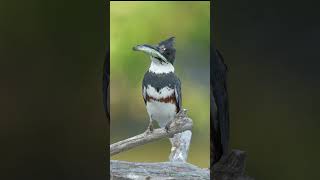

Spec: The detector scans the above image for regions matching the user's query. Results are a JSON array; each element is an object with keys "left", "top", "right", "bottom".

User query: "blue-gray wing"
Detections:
[
  {"left": 142, "top": 85, "right": 147, "bottom": 104},
  {"left": 174, "top": 77, "right": 182, "bottom": 113}
]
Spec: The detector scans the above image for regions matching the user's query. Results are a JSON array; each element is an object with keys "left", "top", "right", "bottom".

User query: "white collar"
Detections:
[{"left": 149, "top": 57, "right": 174, "bottom": 74}]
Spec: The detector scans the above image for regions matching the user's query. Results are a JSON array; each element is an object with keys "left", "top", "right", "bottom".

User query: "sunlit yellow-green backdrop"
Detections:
[{"left": 110, "top": 1, "right": 210, "bottom": 168}]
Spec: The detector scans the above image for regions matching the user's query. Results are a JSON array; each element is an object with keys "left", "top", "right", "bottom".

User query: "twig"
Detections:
[{"left": 110, "top": 110, "right": 193, "bottom": 156}]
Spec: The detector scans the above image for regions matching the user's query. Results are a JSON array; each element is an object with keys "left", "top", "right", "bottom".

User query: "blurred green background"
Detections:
[{"left": 110, "top": 2, "right": 210, "bottom": 168}]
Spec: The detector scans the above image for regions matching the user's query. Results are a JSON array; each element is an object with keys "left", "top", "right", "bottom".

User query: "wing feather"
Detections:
[
  {"left": 174, "top": 78, "right": 182, "bottom": 113},
  {"left": 142, "top": 86, "right": 147, "bottom": 104}
]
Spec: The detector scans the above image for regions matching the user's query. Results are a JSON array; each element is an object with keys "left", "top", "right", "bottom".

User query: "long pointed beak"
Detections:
[{"left": 133, "top": 44, "right": 168, "bottom": 63}]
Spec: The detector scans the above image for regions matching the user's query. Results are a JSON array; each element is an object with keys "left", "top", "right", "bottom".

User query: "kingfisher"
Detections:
[
  {"left": 133, "top": 37, "right": 190, "bottom": 162},
  {"left": 133, "top": 37, "right": 181, "bottom": 132}
]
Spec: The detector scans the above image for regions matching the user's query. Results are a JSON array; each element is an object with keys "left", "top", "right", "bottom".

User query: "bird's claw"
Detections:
[
  {"left": 165, "top": 120, "right": 173, "bottom": 133},
  {"left": 144, "top": 123, "right": 154, "bottom": 135},
  {"left": 176, "top": 108, "right": 188, "bottom": 118}
]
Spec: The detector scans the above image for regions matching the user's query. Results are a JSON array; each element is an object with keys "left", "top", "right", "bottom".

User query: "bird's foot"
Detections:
[
  {"left": 144, "top": 123, "right": 154, "bottom": 135},
  {"left": 176, "top": 108, "right": 188, "bottom": 118},
  {"left": 165, "top": 119, "right": 173, "bottom": 133}
]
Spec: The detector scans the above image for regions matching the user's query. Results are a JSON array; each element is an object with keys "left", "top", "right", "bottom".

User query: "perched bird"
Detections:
[
  {"left": 133, "top": 37, "right": 191, "bottom": 162},
  {"left": 211, "top": 47, "right": 230, "bottom": 165},
  {"left": 133, "top": 37, "right": 181, "bottom": 132}
]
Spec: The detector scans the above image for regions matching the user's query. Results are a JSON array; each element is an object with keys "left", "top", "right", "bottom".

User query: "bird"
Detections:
[
  {"left": 133, "top": 37, "right": 181, "bottom": 132},
  {"left": 211, "top": 47, "right": 230, "bottom": 165},
  {"left": 133, "top": 37, "right": 190, "bottom": 162}
]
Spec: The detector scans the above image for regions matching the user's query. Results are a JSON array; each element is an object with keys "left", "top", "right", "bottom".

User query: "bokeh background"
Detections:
[
  {"left": 215, "top": 1, "right": 320, "bottom": 179},
  {"left": 110, "top": 2, "right": 210, "bottom": 168},
  {"left": 0, "top": 1, "right": 107, "bottom": 179}
]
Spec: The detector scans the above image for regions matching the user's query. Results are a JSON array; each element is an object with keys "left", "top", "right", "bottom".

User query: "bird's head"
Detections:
[{"left": 133, "top": 37, "right": 176, "bottom": 65}]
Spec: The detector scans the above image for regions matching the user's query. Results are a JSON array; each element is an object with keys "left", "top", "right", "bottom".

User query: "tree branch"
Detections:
[
  {"left": 212, "top": 150, "right": 254, "bottom": 180},
  {"left": 110, "top": 150, "right": 253, "bottom": 180},
  {"left": 110, "top": 110, "right": 193, "bottom": 156},
  {"left": 109, "top": 109, "right": 253, "bottom": 179},
  {"left": 110, "top": 160, "right": 209, "bottom": 180}
]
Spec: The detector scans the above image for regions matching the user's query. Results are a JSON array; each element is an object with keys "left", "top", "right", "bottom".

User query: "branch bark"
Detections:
[
  {"left": 109, "top": 110, "right": 253, "bottom": 179},
  {"left": 110, "top": 110, "right": 192, "bottom": 156},
  {"left": 212, "top": 150, "right": 254, "bottom": 180},
  {"left": 110, "top": 160, "right": 209, "bottom": 180},
  {"left": 110, "top": 150, "right": 253, "bottom": 180}
]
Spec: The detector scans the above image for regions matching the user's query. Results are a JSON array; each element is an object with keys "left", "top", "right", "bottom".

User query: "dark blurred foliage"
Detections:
[
  {"left": 215, "top": 0, "right": 320, "bottom": 179},
  {"left": 0, "top": 0, "right": 108, "bottom": 179}
]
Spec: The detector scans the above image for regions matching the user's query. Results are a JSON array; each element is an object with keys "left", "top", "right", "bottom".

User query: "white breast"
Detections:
[
  {"left": 145, "top": 85, "right": 176, "bottom": 127},
  {"left": 146, "top": 85, "right": 174, "bottom": 99},
  {"left": 146, "top": 101, "right": 176, "bottom": 127}
]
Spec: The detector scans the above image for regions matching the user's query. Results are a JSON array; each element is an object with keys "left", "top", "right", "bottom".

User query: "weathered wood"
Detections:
[
  {"left": 110, "top": 160, "right": 210, "bottom": 180},
  {"left": 109, "top": 109, "right": 253, "bottom": 179},
  {"left": 110, "top": 150, "right": 253, "bottom": 180},
  {"left": 212, "top": 150, "right": 254, "bottom": 180},
  {"left": 110, "top": 110, "right": 193, "bottom": 156}
]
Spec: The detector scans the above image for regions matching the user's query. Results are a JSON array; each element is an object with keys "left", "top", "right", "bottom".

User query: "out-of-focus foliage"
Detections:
[
  {"left": 0, "top": 0, "right": 107, "bottom": 178},
  {"left": 110, "top": 2, "right": 210, "bottom": 167},
  {"left": 216, "top": 1, "right": 320, "bottom": 179}
]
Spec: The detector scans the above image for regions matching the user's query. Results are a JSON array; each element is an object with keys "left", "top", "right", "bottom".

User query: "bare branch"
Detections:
[
  {"left": 110, "top": 150, "right": 253, "bottom": 180},
  {"left": 212, "top": 150, "right": 254, "bottom": 180},
  {"left": 110, "top": 160, "right": 209, "bottom": 180},
  {"left": 109, "top": 109, "right": 253, "bottom": 179},
  {"left": 110, "top": 112, "right": 193, "bottom": 156}
]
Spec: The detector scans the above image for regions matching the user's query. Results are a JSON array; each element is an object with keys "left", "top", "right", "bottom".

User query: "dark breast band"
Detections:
[
  {"left": 146, "top": 95, "right": 176, "bottom": 103},
  {"left": 146, "top": 95, "right": 179, "bottom": 113}
]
